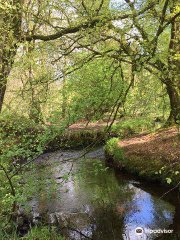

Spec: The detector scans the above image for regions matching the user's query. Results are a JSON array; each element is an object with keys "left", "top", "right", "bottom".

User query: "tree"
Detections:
[
  {"left": 66, "top": 58, "right": 126, "bottom": 122},
  {"left": 123, "top": 0, "right": 180, "bottom": 124},
  {"left": 52, "top": 0, "right": 180, "bottom": 124},
  {"left": 0, "top": 0, "right": 160, "bottom": 114},
  {"left": 106, "top": 0, "right": 180, "bottom": 124}
]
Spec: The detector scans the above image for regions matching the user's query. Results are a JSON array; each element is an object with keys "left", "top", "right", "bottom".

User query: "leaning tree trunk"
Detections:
[
  {"left": 166, "top": 0, "right": 180, "bottom": 125},
  {"left": 0, "top": 66, "right": 8, "bottom": 113},
  {"left": 0, "top": 46, "right": 16, "bottom": 112},
  {"left": 0, "top": 0, "right": 22, "bottom": 112}
]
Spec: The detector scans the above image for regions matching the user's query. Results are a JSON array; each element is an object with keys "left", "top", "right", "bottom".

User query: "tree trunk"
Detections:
[
  {"left": 0, "top": 0, "right": 22, "bottom": 112},
  {"left": 26, "top": 41, "right": 43, "bottom": 123},
  {"left": 0, "top": 68, "right": 8, "bottom": 113},
  {"left": 166, "top": 84, "right": 180, "bottom": 124},
  {"left": 166, "top": 0, "right": 180, "bottom": 124},
  {"left": 0, "top": 46, "right": 17, "bottom": 113}
]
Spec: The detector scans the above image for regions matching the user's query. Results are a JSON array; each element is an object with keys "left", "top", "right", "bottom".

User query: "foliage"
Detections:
[
  {"left": 22, "top": 226, "right": 65, "bottom": 240},
  {"left": 0, "top": 225, "right": 64, "bottom": 240},
  {"left": 110, "top": 117, "right": 156, "bottom": 137},
  {"left": 0, "top": 113, "right": 66, "bottom": 227},
  {"left": 104, "top": 138, "right": 119, "bottom": 155},
  {"left": 104, "top": 137, "right": 125, "bottom": 162},
  {"left": 66, "top": 58, "right": 125, "bottom": 122}
]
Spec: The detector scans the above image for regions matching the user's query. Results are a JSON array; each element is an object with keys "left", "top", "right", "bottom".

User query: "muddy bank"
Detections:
[
  {"left": 104, "top": 127, "right": 180, "bottom": 186},
  {"left": 45, "top": 129, "right": 108, "bottom": 152}
]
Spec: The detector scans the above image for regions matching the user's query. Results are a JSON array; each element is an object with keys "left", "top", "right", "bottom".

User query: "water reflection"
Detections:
[{"left": 29, "top": 149, "right": 179, "bottom": 240}]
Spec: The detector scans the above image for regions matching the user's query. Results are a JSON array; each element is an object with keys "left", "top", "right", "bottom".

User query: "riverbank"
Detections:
[{"left": 105, "top": 127, "right": 180, "bottom": 186}]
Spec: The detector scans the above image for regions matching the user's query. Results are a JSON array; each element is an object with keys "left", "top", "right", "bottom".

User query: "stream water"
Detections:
[{"left": 28, "top": 148, "right": 180, "bottom": 240}]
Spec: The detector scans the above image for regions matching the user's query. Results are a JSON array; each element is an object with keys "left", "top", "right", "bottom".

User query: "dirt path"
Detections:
[{"left": 46, "top": 120, "right": 119, "bottom": 131}]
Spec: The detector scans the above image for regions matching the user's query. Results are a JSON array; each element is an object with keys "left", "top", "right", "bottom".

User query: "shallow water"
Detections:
[{"left": 28, "top": 148, "right": 180, "bottom": 240}]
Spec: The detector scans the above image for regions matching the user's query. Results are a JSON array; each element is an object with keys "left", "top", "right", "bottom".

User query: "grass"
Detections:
[
  {"left": 0, "top": 226, "right": 65, "bottom": 240},
  {"left": 110, "top": 117, "right": 158, "bottom": 137}
]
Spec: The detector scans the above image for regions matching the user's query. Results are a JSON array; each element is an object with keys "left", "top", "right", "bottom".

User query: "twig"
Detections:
[
  {"left": 159, "top": 182, "right": 180, "bottom": 200},
  {"left": 0, "top": 164, "right": 17, "bottom": 225},
  {"left": 68, "top": 226, "right": 93, "bottom": 239},
  {"left": 10, "top": 153, "right": 42, "bottom": 179}
]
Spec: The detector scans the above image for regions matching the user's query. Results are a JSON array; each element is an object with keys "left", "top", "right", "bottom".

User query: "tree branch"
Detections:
[{"left": 24, "top": 2, "right": 157, "bottom": 42}]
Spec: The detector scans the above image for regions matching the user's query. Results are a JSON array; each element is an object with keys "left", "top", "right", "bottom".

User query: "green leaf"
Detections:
[{"left": 166, "top": 178, "right": 172, "bottom": 184}]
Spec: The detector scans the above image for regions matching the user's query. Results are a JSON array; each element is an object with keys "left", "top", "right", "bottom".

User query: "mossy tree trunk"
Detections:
[
  {"left": 27, "top": 41, "right": 43, "bottom": 123},
  {"left": 0, "top": 0, "right": 22, "bottom": 112},
  {"left": 166, "top": 0, "right": 180, "bottom": 125},
  {"left": 166, "top": 84, "right": 180, "bottom": 124}
]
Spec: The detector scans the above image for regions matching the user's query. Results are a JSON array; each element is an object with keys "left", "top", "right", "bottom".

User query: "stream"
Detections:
[{"left": 26, "top": 148, "right": 180, "bottom": 240}]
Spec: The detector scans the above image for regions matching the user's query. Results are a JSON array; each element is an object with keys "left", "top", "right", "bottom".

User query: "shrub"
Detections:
[
  {"left": 104, "top": 138, "right": 119, "bottom": 156},
  {"left": 0, "top": 114, "right": 66, "bottom": 228},
  {"left": 104, "top": 138, "right": 125, "bottom": 162},
  {"left": 111, "top": 117, "right": 154, "bottom": 137}
]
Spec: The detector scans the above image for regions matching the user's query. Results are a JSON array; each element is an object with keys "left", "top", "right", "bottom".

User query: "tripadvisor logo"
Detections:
[{"left": 135, "top": 227, "right": 144, "bottom": 235}]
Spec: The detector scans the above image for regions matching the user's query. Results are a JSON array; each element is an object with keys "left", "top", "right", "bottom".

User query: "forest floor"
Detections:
[
  {"left": 118, "top": 127, "right": 180, "bottom": 163},
  {"left": 46, "top": 119, "right": 119, "bottom": 131},
  {"left": 68, "top": 120, "right": 117, "bottom": 131}
]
